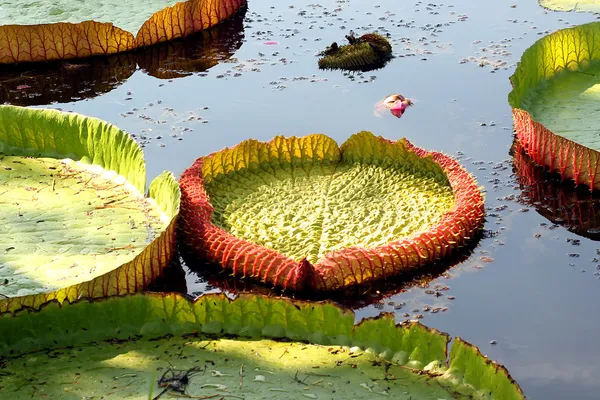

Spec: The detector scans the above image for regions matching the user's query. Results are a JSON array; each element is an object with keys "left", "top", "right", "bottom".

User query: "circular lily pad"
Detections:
[
  {"left": 0, "top": 156, "right": 165, "bottom": 297},
  {"left": 0, "top": 105, "right": 180, "bottom": 313},
  {"left": 0, "top": 292, "right": 525, "bottom": 400},
  {"left": 0, "top": 0, "right": 245, "bottom": 63},
  {"left": 509, "top": 22, "right": 600, "bottom": 191},
  {"left": 513, "top": 141, "right": 600, "bottom": 240},
  {"left": 179, "top": 131, "right": 484, "bottom": 291}
]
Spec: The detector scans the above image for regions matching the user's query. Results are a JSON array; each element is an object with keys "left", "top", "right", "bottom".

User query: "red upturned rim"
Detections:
[
  {"left": 513, "top": 108, "right": 600, "bottom": 191},
  {"left": 178, "top": 135, "right": 485, "bottom": 291}
]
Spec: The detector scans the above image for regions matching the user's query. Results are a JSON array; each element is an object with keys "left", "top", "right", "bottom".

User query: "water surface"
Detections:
[{"left": 11, "top": 0, "right": 600, "bottom": 398}]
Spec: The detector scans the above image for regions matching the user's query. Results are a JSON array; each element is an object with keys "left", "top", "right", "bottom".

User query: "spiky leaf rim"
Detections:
[
  {"left": 178, "top": 131, "right": 485, "bottom": 291},
  {"left": 0, "top": 105, "right": 180, "bottom": 314},
  {"left": 0, "top": 0, "right": 245, "bottom": 64},
  {"left": 0, "top": 291, "right": 525, "bottom": 399},
  {"left": 508, "top": 22, "right": 600, "bottom": 191}
]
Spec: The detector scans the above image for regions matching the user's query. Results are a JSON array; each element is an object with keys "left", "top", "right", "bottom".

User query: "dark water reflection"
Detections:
[
  {"left": 0, "top": 54, "right": 136, "bottom": 106},
  {"left": 0, "top": 8, "right": 246, "bottom": 106},
  {"left": 180, "top": 233, "right": 480, "bottom": 309},
  {"left": 512, "top": 141, "right": 600, "bottom": 241}
]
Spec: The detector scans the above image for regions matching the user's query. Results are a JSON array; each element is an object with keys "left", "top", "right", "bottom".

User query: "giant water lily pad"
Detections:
[
  {"left": 0, "top": 105, "right": 180, "bottom": 313},
  {"left": 179, "top": 131, "right": 484, "bottom": 291},
  {"left": 539, "top": 0, "right": 600, "bottom": 12},
  {"left": 0, "top": 10, "right": 246, "bottom": 106},
  {"left": 0, "top": 292, "right": 525, "bottom": 399},
  {"left": 0, "top": 0, "right": 245, "bottom": 63},
  {"left": 509, "top": 21, "right": 600, "bottom": 191}
]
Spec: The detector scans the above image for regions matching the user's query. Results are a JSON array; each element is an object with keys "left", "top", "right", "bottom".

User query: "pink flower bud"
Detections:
[{"left": 390, "top": 101, "right": 407, "bottom": 118}]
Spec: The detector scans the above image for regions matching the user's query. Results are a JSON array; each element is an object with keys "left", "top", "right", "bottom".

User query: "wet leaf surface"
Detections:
[{"left": 0, "top": 155, "right": 165, "bottom": 298}]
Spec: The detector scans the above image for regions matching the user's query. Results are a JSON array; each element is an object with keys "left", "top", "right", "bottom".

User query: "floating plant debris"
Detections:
[{"left": 318, "top": 31, "right": 393, "bottom": 71}]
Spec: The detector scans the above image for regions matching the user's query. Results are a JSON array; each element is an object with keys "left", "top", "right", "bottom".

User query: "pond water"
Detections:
[{"left": 5, "top": 0, "right": 600, "bottom": 398}]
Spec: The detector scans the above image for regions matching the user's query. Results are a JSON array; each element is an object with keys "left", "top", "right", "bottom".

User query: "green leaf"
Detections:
[
  {"left": 0, "top": 292, "right": 524, "bottom": 399},
  {"left": 179, "top": 131, "right": 485, "bottom": 291},
  {"left": 539, "top": 0, "right": 600, "bottom": 13},
  {"left": 0, "top": 105, "right": 180, "bottom": 313},
  {"left": 441, "top": 338, "right": 525, "bottom": 400},
  {"left": 0, "top": 0, "right": 246, "bottom": 63},
  {"left": 509, "top": 21, "right": 600, "bottom": 190},
  {"left": 512, "top": 140, "right": 600, "bottom": 239}
]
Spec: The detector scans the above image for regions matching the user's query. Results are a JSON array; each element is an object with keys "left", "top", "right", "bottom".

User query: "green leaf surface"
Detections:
[
  {"left": 539, "top": 0, "right": 600, "bottom": 12},
  {"left": 509, "top": 22, "right": 600, "bottom": 151},
  {"left": 0, "top": 106, "right": 146, "bottom": 192},
  {"left": 521, "top": 62, "right": 600, "bottom": 152},
  {"left": 0, "top": 0, "right": 245, "bottom": 63},
  {"left": 0, "top": 0, "right": 180, "bottom": 34},
  {"left": 0, "top": 155, "right": 166, "bottom": 298},
  {"left": 0, "top": 293, "right": 524, "bottom": 400},
  {"left": 0, "top": 105, "right": 180, "bottom": 313},
  {"left": 205, "top": 132, "right": 454, "bottom": 264}
]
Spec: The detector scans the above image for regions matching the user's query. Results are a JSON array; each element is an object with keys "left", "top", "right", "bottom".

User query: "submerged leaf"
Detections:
[
  {"left": 179, "top": 131, "right": 484, "bottom": 291},
  {"left": 0, "top": 105, "right": 180, "bottom": 313},
  {"left": 0, "top": 292, "right": 524, "bottom": 399},
  {"left": 509, "top": 21, "right": 600, "bottom": 190}
]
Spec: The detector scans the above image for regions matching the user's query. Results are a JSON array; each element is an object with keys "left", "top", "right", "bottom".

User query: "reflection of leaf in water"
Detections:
[
  {"left": 180, "top": 232, "right": 481, "bottom": 310},
  {"left": 512, "top": 141, "right": 600, "bottom": 241},
  {"left": 137, "top": 8, "right": 245, "bottom": 79},
  {"left": 0, "top": 53, "right": 137, "bottom": 106},
  {"left": 0, "top": 8, "right": 246, "bottom": 106}
]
